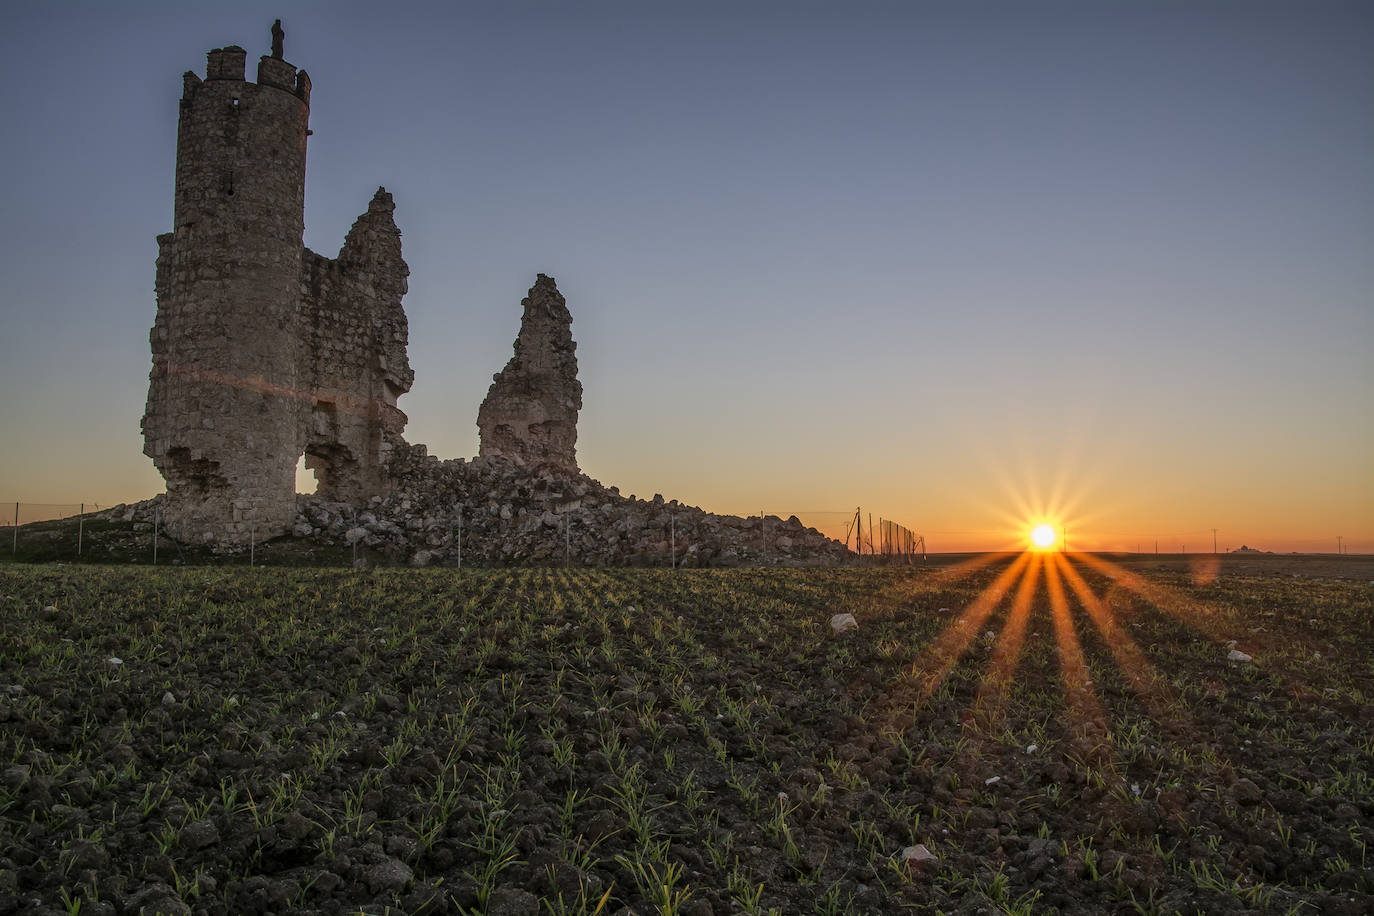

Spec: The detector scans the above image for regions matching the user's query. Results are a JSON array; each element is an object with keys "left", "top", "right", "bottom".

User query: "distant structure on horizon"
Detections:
[{"left": 142, "top": 23, "right": 581, "bottom": 545}]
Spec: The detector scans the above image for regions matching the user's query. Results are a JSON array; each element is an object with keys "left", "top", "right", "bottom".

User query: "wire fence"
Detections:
[
  {"left": 2, "top": 502, "right": 106, "bottom": 559},
  {"left": 2, "top": 500, "right": 931, "bottom": 567},
  {"left": 787, "top": 508, "right": 926, "bottom": 562},
  {"left": 5, "top": 501, "right": 1359, "bottom": 564}
]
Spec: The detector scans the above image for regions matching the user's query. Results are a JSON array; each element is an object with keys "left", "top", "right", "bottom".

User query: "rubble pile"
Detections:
[{"left": 290, "top": 448, "right": 850, "bottom": 567}]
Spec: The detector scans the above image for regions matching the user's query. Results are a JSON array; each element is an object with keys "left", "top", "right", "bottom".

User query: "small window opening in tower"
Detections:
[
  {"left": 223, "top": 170, "right": 234, "bottom": 196},
  {"left": 231, "top": 97, "right": 239, "bottom": 107}
]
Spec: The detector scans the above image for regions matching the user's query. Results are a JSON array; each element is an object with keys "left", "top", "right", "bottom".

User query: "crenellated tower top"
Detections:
[{"left": 186, "top": 21, "right": 310, "bottom": 105}]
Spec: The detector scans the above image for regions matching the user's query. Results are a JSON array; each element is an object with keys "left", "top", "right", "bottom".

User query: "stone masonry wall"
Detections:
[
  {"left": 297, "top": 190, "right": 414, "bottom": 504},
  {"left": 476, "top": 274, "right": 583, "bottom": 473},
  {"left": 143, "top": 26, "right": 411, "bottom": 545},
  {"left": 139, "top": 25, "right": 850, "bottom": 565}
]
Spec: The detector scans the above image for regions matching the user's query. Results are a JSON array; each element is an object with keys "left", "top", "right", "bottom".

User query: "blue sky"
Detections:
[{"left": 1, "top": 1, "right": 1370, "bottom": 551}]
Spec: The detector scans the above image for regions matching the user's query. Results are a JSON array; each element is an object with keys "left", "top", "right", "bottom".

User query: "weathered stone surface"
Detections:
[
  {"left": 272, "top": 450, "right": 852, "bottom": 567},
  {"left": 477, "top": 274, "right": 583, "bottom": 474},
  {"left": 899, "top": 843, "right": 938, "bottom": 871},
  {"left": 142, "top": 24, "right": 411, "bottom": 546}
]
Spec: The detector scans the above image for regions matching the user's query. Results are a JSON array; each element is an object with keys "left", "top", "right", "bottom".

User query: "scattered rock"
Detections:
[
  {"left": 1227, "top": 649, "right": 1253, "bottom": 663},
  {"left": 899, "top": 844, "right": 938, "bottom": 871},
  {"left": 830, "top": 613, "right": 858, "bottom": 634}
]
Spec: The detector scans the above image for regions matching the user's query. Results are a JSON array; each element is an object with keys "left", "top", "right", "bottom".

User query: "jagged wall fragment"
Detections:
[{"left": 476, "top": 274, "right": 583, "bottom": 473}]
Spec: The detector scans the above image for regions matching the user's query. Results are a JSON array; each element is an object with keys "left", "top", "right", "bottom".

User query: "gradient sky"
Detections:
[{"left": 1, "top": 0, "right": 1370, "bottom": 552}]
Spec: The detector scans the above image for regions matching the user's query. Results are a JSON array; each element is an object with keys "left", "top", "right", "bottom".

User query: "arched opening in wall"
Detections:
[
  {"left": 301, "top": 443, "right": 359, "bottom": 502},
  {"left": 295, "top": 454, "right": 319, "bottom": 495}
]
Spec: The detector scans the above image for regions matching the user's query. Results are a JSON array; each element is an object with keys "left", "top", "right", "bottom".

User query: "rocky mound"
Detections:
[{"left": 291, "top": 447, "right": 850, "bottom": 567}]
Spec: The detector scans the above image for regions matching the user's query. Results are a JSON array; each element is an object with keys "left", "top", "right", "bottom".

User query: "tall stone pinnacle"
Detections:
[{"left": 477, "top": 274, "right": 583, "bottom": 473}]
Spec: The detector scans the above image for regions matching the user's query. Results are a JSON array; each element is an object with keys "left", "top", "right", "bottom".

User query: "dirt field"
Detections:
[{"left": 1, "top": 557, "right": 1370, "bottom": 914}]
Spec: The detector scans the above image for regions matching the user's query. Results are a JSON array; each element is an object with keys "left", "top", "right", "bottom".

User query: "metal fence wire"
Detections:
[{"left": 2, "top": 501, "right": 930, "bottom": 567}]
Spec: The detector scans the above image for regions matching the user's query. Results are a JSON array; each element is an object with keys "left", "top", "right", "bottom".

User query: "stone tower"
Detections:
[
  {"left": 144, "top": 23, "right": 413, "bottom": 544},
  {"left": 477, "top": 274, "right": 583, "bottom": 473}
]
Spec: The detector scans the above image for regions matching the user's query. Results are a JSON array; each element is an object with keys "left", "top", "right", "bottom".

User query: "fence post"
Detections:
[
  {"left": 11, "top": 502, "right": 17, "bottom": 556},
  {"left": 455, "top": 506, "right": 463, "bottom": 570},
  {"left": 250, "top": 512, "right": 256, "bottom": 568},
  {"left": 671, "top": 513, "right": 676, "bottom": 570},
  {"left": 78, "top": 504, "right": 84, "bottom": 558},
  {"left": 153, "top": 509, "right": 159, "bottom": 566},
  {"left": 564, "top": 513, "right": 570, "bottom": 568}
]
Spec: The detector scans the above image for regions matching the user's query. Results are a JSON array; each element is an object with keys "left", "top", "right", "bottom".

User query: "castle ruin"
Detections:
[
  {"left": 143, "top": 23, "right": 584, "bottom": 545},
  {"left": 142, "top": 24, "right": 414, "bottom": 543},
  {"left": 131, "top": 26, "right": 850, "bottom": 566}
]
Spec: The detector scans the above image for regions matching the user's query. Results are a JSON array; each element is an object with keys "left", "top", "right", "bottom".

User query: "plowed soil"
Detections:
[{"left": 1, "top": 557, "right": 1370, "bottom": 914}]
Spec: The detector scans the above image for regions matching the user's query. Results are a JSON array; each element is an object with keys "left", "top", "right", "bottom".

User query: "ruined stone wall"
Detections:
[
  {"left": 297, "top": 190, "right": 413, "bottom": 504},
  {"left": 477, "top": 274, "right": 583, "bottom": 473},
  {"left": 146, "top": 26, "right": 830, "bottom": 558},
  {"left": 143, "top": 27, "right": 410, "bottom": 544}
]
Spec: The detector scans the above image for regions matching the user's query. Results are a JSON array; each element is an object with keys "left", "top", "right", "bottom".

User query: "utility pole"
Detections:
[
  {"left": 1211, "top": 528, "right": 1218, "bottom": 554},
  {"left": 1336, "top": 535, "right": 1343, "bottom": 556}
]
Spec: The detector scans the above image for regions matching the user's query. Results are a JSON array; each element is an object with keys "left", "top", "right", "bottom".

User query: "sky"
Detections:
[{"left": 1, "top": 0, "right": 1370, "bottom": 553}]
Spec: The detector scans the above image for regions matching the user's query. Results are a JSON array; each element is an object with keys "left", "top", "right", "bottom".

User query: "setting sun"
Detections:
[{"left": 1030, "top": 524, "right": 1057, "bottom": 550}]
